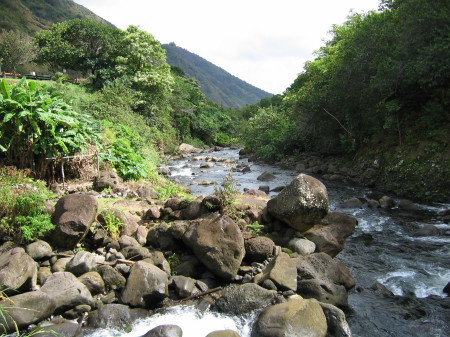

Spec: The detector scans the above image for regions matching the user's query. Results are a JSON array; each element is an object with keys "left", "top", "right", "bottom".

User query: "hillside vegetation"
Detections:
[
  {"left": 0, "top": 0, "right": 114, "bottom": 35},
  {"left": 163, "top": 43, "right": 272, "bottom": 108},
  {"left": 241, "top": 0, "right": 450, "bottom": 201}
]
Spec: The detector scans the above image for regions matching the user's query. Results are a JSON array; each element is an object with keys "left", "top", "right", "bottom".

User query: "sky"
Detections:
[{"left": 75, "top": 0, "right": 381, "bottom": 94}]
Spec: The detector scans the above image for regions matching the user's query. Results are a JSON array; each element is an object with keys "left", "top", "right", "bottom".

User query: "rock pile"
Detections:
[{"left": 0, "top": 173, "right": 357, "bottom": 337}]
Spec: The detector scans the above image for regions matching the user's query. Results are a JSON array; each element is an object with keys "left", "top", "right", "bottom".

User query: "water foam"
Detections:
[{"left": 84, "top": 305, "right": 255, "bottom": 337}]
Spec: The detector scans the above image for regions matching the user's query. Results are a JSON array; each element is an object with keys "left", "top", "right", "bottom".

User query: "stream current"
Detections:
[{"left": 166, "top": 148, "right": 450, "bottom": 337}]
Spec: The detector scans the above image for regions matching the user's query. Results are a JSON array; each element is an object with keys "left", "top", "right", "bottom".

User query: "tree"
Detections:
[
  {"left": 115, "top": 26, "right": 173, "bottom": 103},
  {"left": 35, "top": 19, "right": 123, "bottom": 87},
  {"left": 0, "top": 30, "right": 37, "bottom": 75}
]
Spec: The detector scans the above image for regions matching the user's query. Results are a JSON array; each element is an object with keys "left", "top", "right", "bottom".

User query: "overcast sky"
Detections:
[{"left": 75, "top": 0, "right": 381, "bottom": 94}]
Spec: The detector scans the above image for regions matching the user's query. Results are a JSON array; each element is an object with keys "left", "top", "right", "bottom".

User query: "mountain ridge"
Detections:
[{"left": 163, "top": 43, "right": 272, "bottom": 108}]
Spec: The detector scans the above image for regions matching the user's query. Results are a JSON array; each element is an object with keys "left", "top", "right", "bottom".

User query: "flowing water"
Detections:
[{"left": 165, "top": 148, "right": 450, "bottom": 337}]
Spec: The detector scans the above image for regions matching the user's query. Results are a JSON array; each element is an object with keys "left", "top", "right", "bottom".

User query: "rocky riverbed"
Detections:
[{"left": 0, "top": 146, "right": 360, "bottom": 337}]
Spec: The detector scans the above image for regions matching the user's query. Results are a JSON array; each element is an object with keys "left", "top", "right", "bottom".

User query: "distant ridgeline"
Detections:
[{"left": 163, "top": 43, "right": 272, "bottom": 109}]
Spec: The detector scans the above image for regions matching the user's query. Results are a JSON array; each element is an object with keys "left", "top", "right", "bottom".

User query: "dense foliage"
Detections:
[{"left": 244, "top": 0, "right": 450, "bottom": 156}]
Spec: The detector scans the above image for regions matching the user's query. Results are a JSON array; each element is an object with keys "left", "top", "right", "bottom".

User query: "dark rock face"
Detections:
[
  {"left": 304, "top": 212, "right": 358, "bottom": 257},
  {"left": 267, "top": 174, "right": 329, "bottom": 232},
  {"left": 0, "top": 247, "right": 37, "bottom": 293},
  {"left": 215, "top": 283, "right": 277, "bottom": 315},
  {"left": 97, "top": 264, "right": 126, "bottom": 290},
  {"left": 253, "top": 297, "right": 327, "bottom": 337},
  {"left": 0, "top": 291, "right": 56, "bottom": 333},
  {"left": 51, "top": 194, "right": 98, "bottom": 249},
  {"left": 40, "top": 272, "right": 94, "bottom": 314},
  {"left": 182, "top": 214, "right": 245, "bottom": 280},
  {"left": 295, "top": 253, "right": 355, "bottom": 308}
]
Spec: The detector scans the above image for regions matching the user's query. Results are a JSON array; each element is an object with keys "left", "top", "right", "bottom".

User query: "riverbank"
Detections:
[
  {"left": 243, "top": 139, "right": 450, "bottom": 203},
  {"left": 0, "top": 148, "right": 358, "bottom": 337}
]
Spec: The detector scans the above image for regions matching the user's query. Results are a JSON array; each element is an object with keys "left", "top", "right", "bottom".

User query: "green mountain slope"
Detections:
[
  {"left": 163, "top": 43, "right": 272, "bottom": 108},
  {"left": 0, "top": 0, "right": 114, "bottom": 35}
]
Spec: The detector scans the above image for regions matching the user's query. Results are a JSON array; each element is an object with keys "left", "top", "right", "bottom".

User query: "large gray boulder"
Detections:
[
  {"left": 30, "top": 322, "right": 81, "bottom": 337},
  {"left": 120, "top": 261, "right": 169, "bottom": 307},
  {"left": 304, "top": 212, "right": 357, "bottom": 257},
  {"left": 66, "top": 251, "right": 97, "bottom": 276},
  {"left": 0, "top": 247, "right": 37, "bottom": 293},
  {"left": 51, "top": 194, "right": 98, "bottom": 249},
  {"left": 40, "top": 272, "right": 94, "bottom": 314},
  {"left": 78, "top": 271, "right": 105, "bottom": 295},
  {"left": 295, "top": 253, "right": 355, "bottom": 308},
  {"left": 215, "top": 283, "right": 277, "bottom": 315},
  {"left": 182, "top": 214, "right": 245, "bottom": 280},
  {"left": 253, "top": 297, "right": 327, "bottom": 337},
  {"left": 25, "top": 240, "right": 53, "bottom": 261},
  {"left": 267, "top": 174, "right": 329, "bottom": 232},
  {"left": 0, "top": 291, "right": 56, "bottom": 333},
  {"left": 257, "top": 252, "right": 297, "bottom": 291}
]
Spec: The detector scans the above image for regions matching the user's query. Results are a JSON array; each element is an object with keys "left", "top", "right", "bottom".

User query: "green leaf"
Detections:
[{"left": 0, "top": 79, "right": 10, "bottom": 99}]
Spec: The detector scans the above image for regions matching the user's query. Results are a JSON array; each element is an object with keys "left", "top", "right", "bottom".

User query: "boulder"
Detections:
[
  {"left": 288, "top": 238, "right": 316, "bottom": 256},
  {"left": 181, "top": 197, "right": 210, "bottom": 220},
  {"left": 121, "top": 245, "right": 152, "bottom": 260},
  {"left": 86, "top": 304, "right": 132, "bottom": 329},
  {"left": 257, "top": 252, "right": 297, "bottom": 291},
  {"left": 93, "top": 170, "right": 122, "bottom": 192},
  {"left": 244, "top": 236, "right": 275, "bottom": 262},
  {"left": 30, "top": 321, "right": 81, "bottom": 337},
  {"left": 136, "top": 225, "right": 148, "bottom": 246},
  {"left": 143, "top": 206, "right": 161, "bottom": 220},
  {"left": 243, "top": 189, "right": 268, "bottom": 198},
  {"left": 257, "top": 171, "right": 276, "bottom": 181},
  {"left": 398, "top": 199, "right": 420, "bottom": 210},
  {"left": 413, "top": 224, "right": 440, "bottom": 237},
  {"left": 267, "top": 174, "right": 329, "bottom": 232},
  {"left": 40, "top": 272, "right": 94, "bottom": 314},
  {"left": 142, "top": 325, "right": 183, "bottom": 337},
  {"left": 206, "top": 331, "right": 241, "bottom": 337},
  {"left": 25, "top": 240, "right": 53, "bottom": 261},
  {"left": 443, "top": 281, "right": 450, "bottom": 296},
  {"left": 182, "top": 214, "right": 245, "bottom": 280},
  {"left": 78, "top": 271, "right": 105, "bottom": 295},
  {"left": 120, "top": 261, "right": 169, "bottom": 307},
  {"left": 137, "top": 187, "right": 160, "bottom": 199},
  {"left": 38, "top": 266, "right": 52, "bottom": 286},
  {"left": 253, "top": 297, "right": 327, "bottom": 337},
  {"left": 97, "top": 264, "right": 126, "bottom": 290},
  {"left": 147, "top": 222, "right": 178, "bottom": 251},
  {"left": 51, "top": 257, "right": 71, "bottom": 272},
  {"left": 215, "top": 283, "right": 277, "bottom": 315},
  {"left": 65, "top": 251, "right": 97, "bottom": 276},
  {"left": 295, "top": 253, "right": 355, "bottom": 308},
  {"left": 320, "top": 302, "right": 353, "bottom": 337},
  {"left": 179, "top": 143, "right": 196, "bottom": 153},
  {"left": 0, "top": 247, "right": 37, "bottom": 293},
  {"left": 0, "top": 291, "right": 56, "bottom": 333},
  {"left": 379, "top": 196, "right": 395, "bottom": 209},
  {"left": 171, "top": 275, "right": 200, "bottom": 298},
  {"left": 119, "top": 235, "right": 140, "bottom": 249},
  {"left": 338, "top": 197, "right": 363, "bottom": 209},
  {"left": 304, "top": 212, "right": 357, "bottom": 257},
  {"left": 51, "top": 194, "right": 98, "bottom": 249}
]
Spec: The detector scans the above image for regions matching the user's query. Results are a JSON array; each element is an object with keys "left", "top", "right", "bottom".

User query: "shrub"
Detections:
[{"left": 0, "top": 167, "right": 55, "bottom": 242}]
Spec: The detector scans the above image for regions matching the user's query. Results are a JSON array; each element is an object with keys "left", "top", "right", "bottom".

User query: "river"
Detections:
[{"left": 165, "top": 148, "right": 450, "bottom": 337}]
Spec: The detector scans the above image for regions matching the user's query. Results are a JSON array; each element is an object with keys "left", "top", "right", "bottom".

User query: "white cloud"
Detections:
[{"left": 75, "top": 0, "right": 380, "bottom": 94}]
